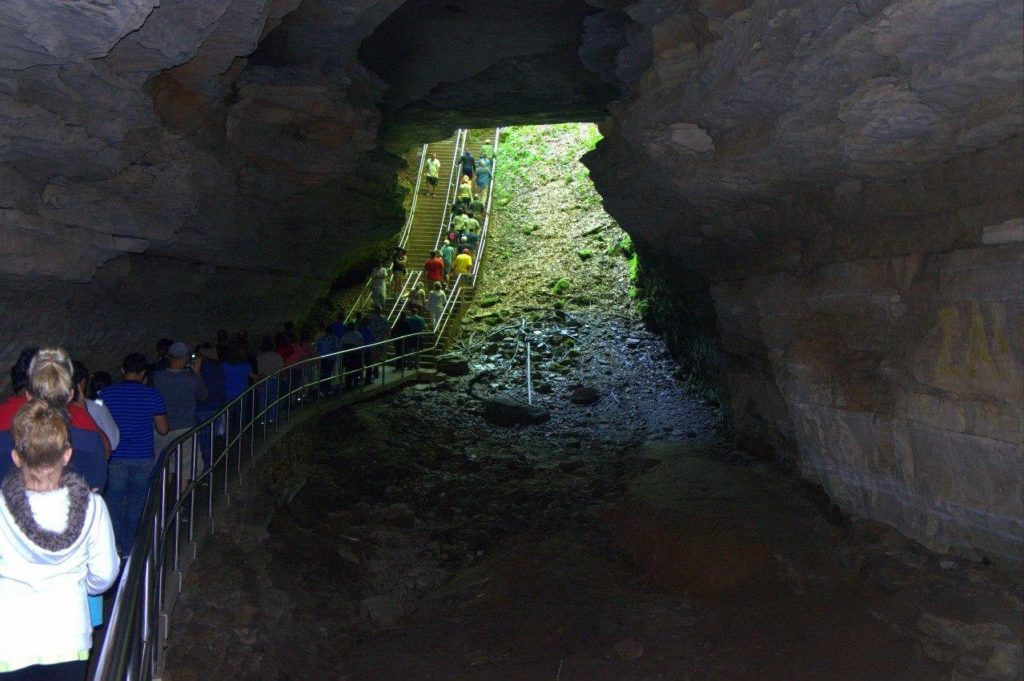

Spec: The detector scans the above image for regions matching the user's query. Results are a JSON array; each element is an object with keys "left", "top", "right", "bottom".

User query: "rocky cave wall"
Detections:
[
  {"left": 1, "top": 0, "right": 1021, "bottom": 563},
  {"left": 0, "top": 0, "right": 612, "bottom": 375},
  {"left": 582, "top": 0, "right": 1023, "bottom": 562},
  {"left": 0, "top": 0, "right": 411, "bottom": 374}
]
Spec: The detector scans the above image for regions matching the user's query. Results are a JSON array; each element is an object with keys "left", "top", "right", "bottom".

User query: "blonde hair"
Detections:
[
  {"left": 28, "top": 347, "right": 75, "bottom": 408},
  {"left": 12, "top": 401, "right": 70, "bottom": 470}
]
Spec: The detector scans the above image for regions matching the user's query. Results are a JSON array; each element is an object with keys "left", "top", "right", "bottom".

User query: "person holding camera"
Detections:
[{"left": 150, "top": 342, "right": 207, "bottom": 490}]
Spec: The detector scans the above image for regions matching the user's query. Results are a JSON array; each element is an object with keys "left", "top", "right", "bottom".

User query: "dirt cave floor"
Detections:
[{"left": 161, "top": 317, "right": 1021, "bottom": 681}]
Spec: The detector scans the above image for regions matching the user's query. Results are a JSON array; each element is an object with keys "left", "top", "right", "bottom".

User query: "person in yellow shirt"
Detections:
[
  {"left": 451, "top": 248, "right": 473, "bottom": 276},
  {"left": 458, "top": 175, "right": 473, "bottom": 201},
  {"left": 423, "top": 152, "right": 441, "bottom": 196}
]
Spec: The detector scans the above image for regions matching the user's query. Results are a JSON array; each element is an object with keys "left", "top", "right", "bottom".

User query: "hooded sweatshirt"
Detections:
[{"left": 0, "top": 472, "right": 119, "bottom": 672}]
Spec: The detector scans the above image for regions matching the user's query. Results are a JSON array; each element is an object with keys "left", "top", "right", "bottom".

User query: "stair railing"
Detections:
[
  {"left": 432, "top": 274, "right": 465, "bottom": 343},
  {"left": 387, "top": 270, "right": 424, "bottom": 325},
  {"left": 471, "top": 127, "right": 501, "bottom": 285},
  {"left": 92, "top": 324, "right": 451, "bottom": 681},
  {"left": 433, "top": 129, "right": 468, "bottom": 253},
  {"left": 344, "top": 276, "right": 375, "bottom": 324},
  {"left": 398, "top": 143, "right": 430, "bottom": 248},
  {"left": 345, "top": 141, "right": 429, "bottom": 324}
]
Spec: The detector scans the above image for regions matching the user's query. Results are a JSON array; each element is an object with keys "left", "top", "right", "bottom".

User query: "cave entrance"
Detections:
[
  {"left": 444, "top": 119, "right": 723, "bottom": 443},
  {"left": 465, "top": 123, "right": 639, "bottom": 320}
]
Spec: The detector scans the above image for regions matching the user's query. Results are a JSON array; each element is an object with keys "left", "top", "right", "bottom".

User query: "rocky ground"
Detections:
[{"left": 163, "top": 126, "right": 1022, "bottom": 681}]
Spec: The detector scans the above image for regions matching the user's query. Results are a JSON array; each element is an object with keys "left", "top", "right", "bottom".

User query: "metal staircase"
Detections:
[
  {"left": 346, "top": 130, "right": 466, "bottom": 324},
  {"left": 404, "top": 131, "right": 464, "bottom": 267},
  {"left": 344, "top": 127, "right": 498, "bottom": 369}
]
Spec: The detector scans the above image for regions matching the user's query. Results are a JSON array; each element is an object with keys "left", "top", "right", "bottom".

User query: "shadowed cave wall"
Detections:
[{"left": 0, "top": 0, "right": 1021, "bottom": 561}]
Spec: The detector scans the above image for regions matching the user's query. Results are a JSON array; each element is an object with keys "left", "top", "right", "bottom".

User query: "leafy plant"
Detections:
[
  {"left": 628, "top": 253, "right": 640, "bottom": 282},
  {"left": 552, "top": 277, "right": 571, "bottom": 295}
]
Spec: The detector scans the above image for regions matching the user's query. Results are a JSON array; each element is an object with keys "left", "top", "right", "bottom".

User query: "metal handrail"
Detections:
[
  {"left": 470, "top": 127, "right": 500, "bottom": 285},
  {"left": 433, "top": 129, "right": 468, "bottom": 253},
  {"left": 92, "top": 326, "right": 454, "bottom": 681},
  {"left": 398, "top": 143, "right": 430, "bottom": 247},
  {"left": 93, "top": 130, "right": 500, "bottom": 681},
  {"left": 344, "top": 275, "right": 375, "bottom": 324},
  {"left": 387, "top": 270, "right": 424, "bottom": 325},
  {"left": 432, "top": 275, "right": 464, "bottom": 339}
]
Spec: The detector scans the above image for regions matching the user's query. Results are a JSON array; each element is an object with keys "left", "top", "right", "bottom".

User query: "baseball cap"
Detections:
[{"left": 168, "top": 341, "right": 190, "bottom": 358}]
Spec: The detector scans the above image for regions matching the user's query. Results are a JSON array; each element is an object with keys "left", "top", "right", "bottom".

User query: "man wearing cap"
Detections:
[
  {"left": 151, "top": 341, "right": 208, "bottom": 488},
  {"left": 440, "top": 239, "right": 455, "bottom": 282}
]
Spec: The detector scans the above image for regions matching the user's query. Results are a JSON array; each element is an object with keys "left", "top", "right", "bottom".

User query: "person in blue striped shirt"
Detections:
[{"left": 100, "top": 353, "right": 168, "bottom": 555}]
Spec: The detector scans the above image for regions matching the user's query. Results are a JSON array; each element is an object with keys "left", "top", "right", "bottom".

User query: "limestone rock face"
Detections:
[
  {"left": 359, "top": 0, "right": 618, "bottom": 150},
  {"left": 0, "top": 0, "right": 157, "bottom": 69},
  {"left": 586, "top": 0, "right": 1024, "bottom": 561},
  {"left": 0, "top": 0, "right": 608, "bottom": 373},
  {"left": 1, "top": 0, "right": 1020, "bottom": 565}
]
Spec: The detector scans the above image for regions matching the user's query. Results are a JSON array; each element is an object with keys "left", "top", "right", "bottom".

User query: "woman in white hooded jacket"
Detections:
[{"left": 0, "top": 398, "right": 119, "bottom": 680}]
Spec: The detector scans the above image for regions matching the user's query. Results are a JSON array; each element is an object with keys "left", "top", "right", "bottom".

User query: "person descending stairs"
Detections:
[
  {"left": 403, "top": 135, "right": 460, "bottom": 275},
  {"left": 347, "top": 128, "right": 498, "bottom": 370}
]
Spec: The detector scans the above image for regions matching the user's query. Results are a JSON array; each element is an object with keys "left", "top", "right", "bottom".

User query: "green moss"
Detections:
[
  {"left": 577, "top": 248, "right": 594, "bottom": 260},
  {"left": 478, "top": 294, "right": 501, "bottom": 308},
  {"left": 551, "top": 278, "right": 571, "bottom": 295},
  {"left": 628, "top": 253, "right": 640, "bottom": 282}
]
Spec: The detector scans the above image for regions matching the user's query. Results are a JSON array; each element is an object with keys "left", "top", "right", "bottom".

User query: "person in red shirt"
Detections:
[
  {"left": 424, "top": 250, "right": 446, "bottom": 288},
  {"left": 0, "top": 348, "right": 102, "bottom": 437},
  {"left": 0, "top": 348, "right": 109, "bottom": 491}
]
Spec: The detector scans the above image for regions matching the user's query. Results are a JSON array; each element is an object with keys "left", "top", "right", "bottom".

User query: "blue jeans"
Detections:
[{"left": 106, "top": 456, "right": 156, "bottom": 556}]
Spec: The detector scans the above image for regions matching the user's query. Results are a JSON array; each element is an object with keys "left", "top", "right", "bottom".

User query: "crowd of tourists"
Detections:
[
  {"left": 0, "top": 140, "right": 494, "bottom": 680},
  {"left": 0, "top": 314, "right": 431, "bottom": 679},
  {"left": 370, "top": 142, "right": 494, "bottom": 331}
]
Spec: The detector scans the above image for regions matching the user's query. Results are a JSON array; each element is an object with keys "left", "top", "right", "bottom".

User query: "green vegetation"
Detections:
[
  {"left": 605, "top": 232, "right": 634, "bottom": 257},
  {"left": 477, "top": 122, "right": 636, "bottom": 318},
  {"left": 494, "top": 123, "right": 605, "bottom": 209},
  {"left": 582, "top": 124, "right": 603, "bottom": 152},
  {"left": 619, "top": 233, "right": 633, "bottom": 255},
  {"left": 477, "top": 294, "right": 501, "bottom": 308}
]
